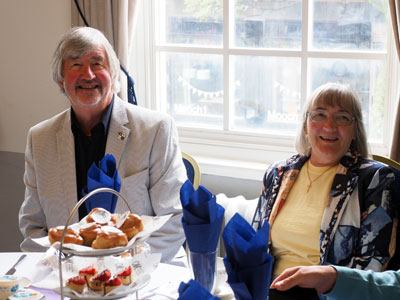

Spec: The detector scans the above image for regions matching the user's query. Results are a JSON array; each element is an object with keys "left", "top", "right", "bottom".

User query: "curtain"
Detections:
[
  {"left": 389, "top": 0, "right": 400, "bottom": 162},
  {"left": 71, "top": 0, "right": 139, "bottom": 101}
]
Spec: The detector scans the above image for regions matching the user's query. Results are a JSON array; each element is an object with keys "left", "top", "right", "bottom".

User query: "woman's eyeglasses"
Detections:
[{"left": 308, "top": 110, "right": 355, "bottom": 126}]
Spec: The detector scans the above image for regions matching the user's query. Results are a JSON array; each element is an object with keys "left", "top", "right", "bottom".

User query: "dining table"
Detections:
[
  {"left": 1, "top": 252, "right": 319, "bottom": 300},
  {"left": 0, "top": 251, "right": 195, "bottom": 300}
]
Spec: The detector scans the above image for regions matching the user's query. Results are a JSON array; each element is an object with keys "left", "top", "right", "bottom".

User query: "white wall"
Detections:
[
  {"left": 0, "top": 0, "right": 72, "bottom": 251},
  {"left": 0, "top": 0, "right": 71, "bottom": 153}
]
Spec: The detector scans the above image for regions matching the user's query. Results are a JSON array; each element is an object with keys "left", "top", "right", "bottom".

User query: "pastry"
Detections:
[
  {"left": 86, "top": 207, "right": 112, "bottom": 225},
  {"left": 88, "top": 269, "right": 111, "bottom": 291},
  {"left": 104, "top": 277, "right": 122, "bottom": 294},
  {"left": 79, "top": 222, "right": 102, "bottom": 246},
  {"left": 118, "top": 213, "right": 144, "bottom": 240},
  {"left": 48, "top": 226, "right": 83, "bottom": 245},
  {"left": 66, "top": 275, "right": 86, "bottom": 293},
  {"left": 79, "top": 266, "right": 97, "bottom": 284},
  {"left": 92, "top": 226, "right": 128, "bottom": 249},
  {"left": 117, "top": 266, "right": 133, "bottom": 285}
]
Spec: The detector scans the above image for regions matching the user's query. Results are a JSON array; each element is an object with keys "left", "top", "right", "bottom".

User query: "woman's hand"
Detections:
[{"left": 270, "top": 265, "right": 338, "bottom": 295}]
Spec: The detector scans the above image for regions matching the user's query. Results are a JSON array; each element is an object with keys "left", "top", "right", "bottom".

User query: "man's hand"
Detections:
[{"left": 270, "top": 265, "right": 338, "bottom": 295}]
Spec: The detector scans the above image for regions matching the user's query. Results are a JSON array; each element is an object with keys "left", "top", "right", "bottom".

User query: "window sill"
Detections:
[
  {"left": 179, "top": 132, "right": 391, "bottom": 181},
  {"left": 179, "top": 129, "right": 297, "bottom": 181},
  {"left": 194, "top": 155, "right": 268, "bottom": 181}
]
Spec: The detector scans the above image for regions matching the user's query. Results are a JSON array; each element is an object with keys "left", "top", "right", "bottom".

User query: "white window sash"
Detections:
[{"left": 130, "top": 0, "right": 400, "bottom": 180}]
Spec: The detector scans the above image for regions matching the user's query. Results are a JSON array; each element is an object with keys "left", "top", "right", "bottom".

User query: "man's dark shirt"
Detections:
[{"left": 71, "top": 99, "right": 113, "bottom": 220}]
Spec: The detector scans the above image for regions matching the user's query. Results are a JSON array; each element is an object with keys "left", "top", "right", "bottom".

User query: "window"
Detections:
[{"left": 131, "top": 0, "right": 399, "bottom": 180}]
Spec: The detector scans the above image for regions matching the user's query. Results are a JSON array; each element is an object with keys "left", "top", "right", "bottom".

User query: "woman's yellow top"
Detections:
[{"left": 270, "top": 160, "right": 337, "bottom": 276}]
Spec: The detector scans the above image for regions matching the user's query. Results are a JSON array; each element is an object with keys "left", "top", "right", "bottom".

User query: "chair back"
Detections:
[
  {"left": 372, "top": 154, "right": 400, "bottom": 171},
  {"left": 216, "top": 194, "right": 258, "bottom": 257},
  {"left": 182, "top": 152, "right": 201, "bottom": 190},
  {"left": 373, "top": 154, "right": 400, "bottom": 270}
]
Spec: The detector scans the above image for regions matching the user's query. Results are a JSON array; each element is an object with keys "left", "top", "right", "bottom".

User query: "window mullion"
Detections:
[
  {"left": 149, "top": 0, "right": 157, "bottom": 110},
  {"left": 301, "top": 0, "right": 309, "bottom": 104},
  {"left": 224, "top": 0, "right": 230, "bottom": 131}
]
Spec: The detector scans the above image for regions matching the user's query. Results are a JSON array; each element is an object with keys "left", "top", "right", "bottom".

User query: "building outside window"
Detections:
[{"left": 131, "top": 0, "right": 398, "bottom": 179}]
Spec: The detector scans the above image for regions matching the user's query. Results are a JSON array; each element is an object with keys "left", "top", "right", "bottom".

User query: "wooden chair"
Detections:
[
  {"left": 182, "top": 152, "right": 201, "bottom": 190},
  {"left": 372, "top": 154, "right": 400, "bottom": 171},
  {"left": 216, "top": 194, "right": 258, "bottom": 257}
]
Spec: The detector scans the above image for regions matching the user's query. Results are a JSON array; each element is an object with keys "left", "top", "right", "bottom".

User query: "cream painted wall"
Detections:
[{"left": 0, "top": 0, "right": 71, "bottom": 153}]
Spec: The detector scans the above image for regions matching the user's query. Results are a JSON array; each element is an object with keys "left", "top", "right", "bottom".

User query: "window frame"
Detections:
[{"left": 130, "top": 0, "right": 400, "bottom": 180}]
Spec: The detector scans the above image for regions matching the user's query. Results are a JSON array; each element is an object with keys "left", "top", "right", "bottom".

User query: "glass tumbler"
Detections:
[{"left": 188, "top": 250, "right": 217, "bottom": 292}]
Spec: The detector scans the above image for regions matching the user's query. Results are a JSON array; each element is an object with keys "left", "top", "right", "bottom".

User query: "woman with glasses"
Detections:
[{"left": 252, "top": 82, "right": 396, "bottom": 280}]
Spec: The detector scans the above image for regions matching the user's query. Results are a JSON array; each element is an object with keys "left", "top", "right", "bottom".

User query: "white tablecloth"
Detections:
[
  {"left": 0, "top": 252, "right": 191, "bottom": 299},
  {"left": 1, "top": 252, "right": 233, "bottom": 300}
]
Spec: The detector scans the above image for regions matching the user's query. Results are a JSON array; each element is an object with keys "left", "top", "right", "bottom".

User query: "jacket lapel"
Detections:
[
  {"left": 319, "top": 163, "right": 359, "bottom": 263},
  {"left": 105, "top": 97, "right": 130, "bottom": 168}
]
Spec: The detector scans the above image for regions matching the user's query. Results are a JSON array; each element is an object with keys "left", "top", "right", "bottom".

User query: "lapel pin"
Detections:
[{"left": 118, "top": 132, "right": 125, "bottom": 140}]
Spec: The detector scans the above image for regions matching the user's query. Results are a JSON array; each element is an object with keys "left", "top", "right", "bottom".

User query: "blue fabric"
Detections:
[
  {"left": 178, "top": 280, "right": 220, "bottom": 300},
  {"left": 387, "top": 167, "right": 400, "bottom": 270},
  {"left": 126, "top": 71, "right": 137, "bottom": 105},
  {"left": 180, "top": 180, "right": 224, "bottom": 292},
  {"left": 82, "top": 154, "right": 121, "bottom": 213},
  {"left": 180, "top": 180, "right": 224, "bottom": 253},
  {"left": 120, "top": 64, "right": 137, "bottom": 105},
  {"left": 326, "top": 266, "right": 400, "bottom": 300},
  {"left": 223, "top": 213, "right": 273, "bottom": 300}
]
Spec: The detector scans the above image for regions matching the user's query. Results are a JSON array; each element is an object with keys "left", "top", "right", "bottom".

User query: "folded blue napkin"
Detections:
[
  {"left": 180, "top": 180, "right": 225, "bottom": 253},
  {"left": 178, "top": 280, "right": 220, "bottom": 300},
  {"left": 180, "top": 180, "right": 225, "bottom": 291},
  {"left": 222, "top": 213, "right": 273, "bottom": 300},
  {"left": 82, "top": 154, "right": 121, "bottom": 213}
]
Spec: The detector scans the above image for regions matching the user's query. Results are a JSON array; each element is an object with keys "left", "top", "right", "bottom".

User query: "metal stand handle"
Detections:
[{"left": 58, "top": 187, "right": 132, "bottom": 299}]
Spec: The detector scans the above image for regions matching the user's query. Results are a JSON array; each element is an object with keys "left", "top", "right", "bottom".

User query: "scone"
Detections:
[
  {"left": 66, "top": 275, "right": 86, "bottom": 293},
  {"left": 48, "top": 226, "right": 84, "bottom": 245},
  {"left": 92, "top": 226, "right": 128, "bottom": 249},
  {"left": 79, "top": 223, "right": 102, "bottom": 246},
  {"left": 118, "top": 214, "right": 144, "bottom": 240},
  {"left": 117, "top": 266, "right": 133, "bottom": 285}
]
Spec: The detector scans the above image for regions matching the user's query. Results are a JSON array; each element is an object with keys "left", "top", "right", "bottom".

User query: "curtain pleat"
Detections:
[{"left": 71, "top": 0, "right": 138, "bottom": 102}]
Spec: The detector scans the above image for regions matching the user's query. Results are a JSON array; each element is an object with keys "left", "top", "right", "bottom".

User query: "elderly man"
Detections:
[{"left": 19, "top": 27, "right": 187, "bottom": 262}]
